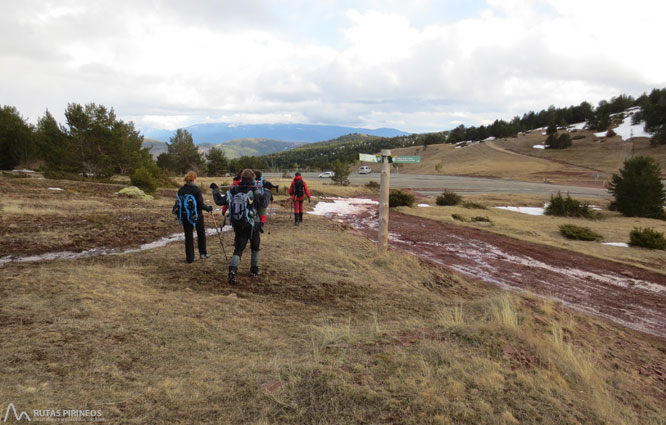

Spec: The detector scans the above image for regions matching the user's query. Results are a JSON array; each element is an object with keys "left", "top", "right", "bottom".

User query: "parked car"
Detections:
[
  {"left": 359, "top": 165, "right": 372, "bottom": 174},
  {"left": 318, "top": 171, "right": 335, "bottom": 178}
]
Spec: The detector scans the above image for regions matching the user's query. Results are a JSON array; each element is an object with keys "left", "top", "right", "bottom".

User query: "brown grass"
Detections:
[{"left": 1, "top": 178, "right": 665, "bottom": 424}]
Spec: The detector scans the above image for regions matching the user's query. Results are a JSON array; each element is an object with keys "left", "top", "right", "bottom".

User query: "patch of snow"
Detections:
[
  {"left": 48, "top": 187, "right": 64, "bottom": 191},
  {"left": 483, "top": 136, "right": 496, "bottom": 141},
  {"left": 541, "top": 132, "right": 547, "bottom": 136},
  {"left": 14, "top": 169, "right": 35, "bottom": 173},
  {"left": 533, "top": 144, "right": 548, "bottom": 150},
  {"left": 602, "top": 242, "right": 629, "bottom": 248},
  {"left": 495, "top": 206, "right": 545, "bottom": 216},
  {"left": 417, "top": 203, "right": 431, "bottom": 208},
  {"left": 613, "top": 117, "right": 653, "bottom": 141},
  {"left": 0, "top": 228, "right": 224, "bottom": 267},
  {"left": 568, "top": 122, "right": 586, "bottom": 130},
  {"left": 309, "top": 198, "right": 378, "bottom": 217}
]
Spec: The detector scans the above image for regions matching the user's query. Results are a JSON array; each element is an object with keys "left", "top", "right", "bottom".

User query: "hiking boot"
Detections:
[
  {"left": 250, "top": 266, "right": 262, "bottom": 277},
  {"left": 228, "top": 267, "right": 238, "bottom": 286},
  {"left": 200, "top": 253, "right": 211, "bottom": 260}
]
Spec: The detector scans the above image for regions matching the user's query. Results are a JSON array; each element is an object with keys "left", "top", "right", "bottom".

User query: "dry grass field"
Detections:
[
  {"left": 0, "top": 176, "right": 665, "bottom": 424},
  {"left": 356, "top": 130, "right": 666, "bottom": 185}
]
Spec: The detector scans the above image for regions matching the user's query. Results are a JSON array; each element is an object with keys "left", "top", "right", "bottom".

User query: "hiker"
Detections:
[
  {"left": 288, "top": 172, "right": 311, "bottom": 225},
  {"left": 177, "top": 170, "right": 213, "bottom": 263},
  {"left": 210, "top": 169, "right": 266, "bottom": 285},
  {"left": 232, "top": 171, "right": 241, "bottom": 186},
  {"left": 254, "top": 170, "right": 278, "bottom": 227}
]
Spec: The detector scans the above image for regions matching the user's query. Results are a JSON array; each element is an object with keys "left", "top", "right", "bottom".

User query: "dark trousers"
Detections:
[
  {"left": 183, "top": 214, "right": 207, "bottom": 263},
  {"left": 233, "top": 224, "right": 260, "bottom": 258}
]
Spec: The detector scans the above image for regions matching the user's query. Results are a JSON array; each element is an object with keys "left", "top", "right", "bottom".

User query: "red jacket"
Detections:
[{"left": 288, "top": 175, "right": 310, "bottom": 200}]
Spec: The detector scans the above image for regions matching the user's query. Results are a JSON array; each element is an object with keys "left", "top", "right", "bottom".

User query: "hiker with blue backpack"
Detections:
[
  {"left": 175, "top": 171, "right": 213, "bottom": 263},
  {"left": 253, "top": 170, "right": 278, "bottom": 228},
  {"left": 210, "top": 169, "right": 266, "bottom": 286}
]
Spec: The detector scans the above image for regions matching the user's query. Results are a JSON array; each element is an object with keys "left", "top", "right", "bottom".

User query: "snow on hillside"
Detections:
[{"left": 595, "top": 107, "right": 653, "bottom": 141}]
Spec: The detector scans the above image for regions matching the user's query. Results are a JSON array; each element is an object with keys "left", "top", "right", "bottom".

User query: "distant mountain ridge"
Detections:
[
  {"left": 142, "top": 137, "right": 305, "bottom": 159},
  {"left": 142, "top": 122, "right": 409, "bottom": 144}
]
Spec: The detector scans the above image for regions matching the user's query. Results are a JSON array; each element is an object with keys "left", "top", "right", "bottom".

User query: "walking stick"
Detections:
[{"left": 210, "top": 210, "right": 228, "bottom": 261}]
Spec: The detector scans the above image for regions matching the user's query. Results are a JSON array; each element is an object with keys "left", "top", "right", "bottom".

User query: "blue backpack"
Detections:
[
  {"left": 227, "top": 190, "right": 255, "bottom": 229},
  {"left": 175, "top": 194, "right": 198, "bottom": 225},
  {"left": 256, "top": 176, "right": 265, "bottom": 194}
]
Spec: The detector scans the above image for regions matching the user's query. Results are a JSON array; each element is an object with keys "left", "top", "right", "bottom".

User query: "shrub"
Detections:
[
  {"left": 130, "top": 166, "right": 157, "bottom": 193},
  {"left": 43, "top": 170, "right": 89, "bottom": 181},
  {"left": 389, "top": 189, "right": 414, "bottom": 207},
  {"left": 451, "top": 214, "right": 466, "bottom": 222},
  {"left": 463, "top": 201, "right": 486, "bottom": 210},
  {"left": 545, "top": 192, "right": 593, "bottom": 218},
  {"left": 629, "top": 227, "right": 666, "bottom": 250},
  {"left": 365, "top": 180, "right": 380, "bottom": 190},
  {"left": 547, "top": 133, "right": 572, "bottom": 149},
  {"left": 471, "top": 216, "right": 491, "bottom": 223},
  {"left": 559, "top": 224, "right": 602, "bottom": 241},
  {"left": 330, "top": 160, "right": 351, "bottom": 186},
  {"left": 608, "top": 156, "right": 666, "bottom": 220},
  {"left": 436, "top": 190, "right": 462, "bottom": 206},
  {"left": 606, "top": 129, "right": 617, "bottom": 138}
]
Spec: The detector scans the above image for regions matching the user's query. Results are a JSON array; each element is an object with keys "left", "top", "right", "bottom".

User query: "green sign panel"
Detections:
[
  {"left": 392, "top": 156, "right": 421, "bottom": 163},
  {"left": 359, "top": 153, "right": 382, "bottom": 163}
]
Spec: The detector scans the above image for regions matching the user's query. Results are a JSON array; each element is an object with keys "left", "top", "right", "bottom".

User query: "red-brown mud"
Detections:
[{"left": 331, "top": 201, "right": 666, "bottom": 340}]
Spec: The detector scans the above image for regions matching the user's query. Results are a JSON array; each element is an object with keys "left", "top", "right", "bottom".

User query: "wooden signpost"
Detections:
[{"left": 360, "top": 151, "right": 421, "bottom": 252}]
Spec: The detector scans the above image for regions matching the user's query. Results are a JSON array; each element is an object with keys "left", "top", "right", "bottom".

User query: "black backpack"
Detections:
[
  {"left": 294, "top": 179, "right": 305, "bottom": 197},
  {"left": 227, "top": 190, "right": 255, "bottom": 229}
]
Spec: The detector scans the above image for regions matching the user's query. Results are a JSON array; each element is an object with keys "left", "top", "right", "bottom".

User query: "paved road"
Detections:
[{"left": 267, "top": 172, "right": 611, "bottom": 199}]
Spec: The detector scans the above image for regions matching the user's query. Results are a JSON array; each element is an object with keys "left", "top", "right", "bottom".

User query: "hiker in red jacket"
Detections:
[{"left": 288, "top": 172, "right": 311, "bottom": 225}]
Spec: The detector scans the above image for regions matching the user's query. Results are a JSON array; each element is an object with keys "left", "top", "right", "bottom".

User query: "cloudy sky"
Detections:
[{"left": 1, "top": 0, "right": 665, "bottom": 133}]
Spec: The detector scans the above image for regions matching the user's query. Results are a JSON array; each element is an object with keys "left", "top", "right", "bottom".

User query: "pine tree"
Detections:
[
  {"left": 609, "top": 156, "right": 666, "bottom": 220},
  {"left": 207, "top": 147, "right": 228, "bottom": 176},
  {"left": 164, "top": 129, "right": 204, "bottom": 174}
]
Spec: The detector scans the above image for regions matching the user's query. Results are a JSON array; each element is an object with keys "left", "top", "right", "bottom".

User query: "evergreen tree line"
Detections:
[{"left": 0, "top": 103, "right": 150, "bottom": 177}]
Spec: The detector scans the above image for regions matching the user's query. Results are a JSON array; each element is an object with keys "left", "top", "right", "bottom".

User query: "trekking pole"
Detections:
[{"left": 210, "top": 210, "right": 228, "bottom": 261}]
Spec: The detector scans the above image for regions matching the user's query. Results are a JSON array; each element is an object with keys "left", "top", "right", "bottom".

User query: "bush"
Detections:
[
  {"left": 43, "top": 170, "right": 89, "bottom": 181},
  {"left": 629, "top": 227, "right": 666, "bottom": 250},
  {"left": 471, "top": 216, "right": 491, "bottom": 223},
  {"left": 130, "top": 166, "right": 157, "bottom": 194},
  {"left": 547, "top": 133, "right": 572, "bottom": 149},
  {"left": 463, "top": 201, "right": 486, "bottom": 209},
  {"left": 608, "top": 156, "right": 666, "bottom": 220},
  {"left": 559, "top": 224, "right": 602, "bottom": 241},
  {"left": 451, "top": 214, "right": 466, "bottom": 222},
  {"left": 365, "top": 180, "right": 380, "bottom": 190},
  {"left": 436, "top": 190, "right": 462, "bottom": 206},
  {"left": 389, "top": 189, "right": 414, "bottom": 207},
  {"left": 545, "top": 192, "right": 593, "bottom": 218},
  {"left": 330, "top": 160, "right": 351, "bottom": 186}
]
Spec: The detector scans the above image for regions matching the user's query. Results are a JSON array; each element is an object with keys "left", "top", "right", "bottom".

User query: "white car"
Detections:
[
  {"left": 359, "top": 165, "right": 372, "bottom": 174},
  {"left": 318, "top": 171, "right": 335, "bottom": 178}
]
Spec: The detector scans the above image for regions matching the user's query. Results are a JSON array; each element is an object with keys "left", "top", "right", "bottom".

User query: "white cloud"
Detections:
[{"left": 0, "top": 0, "right": 665, "bottom": 133}]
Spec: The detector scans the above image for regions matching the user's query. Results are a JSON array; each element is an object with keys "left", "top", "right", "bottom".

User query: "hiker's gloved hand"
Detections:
[
  {"left": 205, "top": 205, "right": 213, "bottom": 213},
  {"left": 209, "top": 182, "right": 218, "bottom": 190},
  {"left": 308, "top": 197, "right": 311, "bottom": 203},
  {"left": 274, "top": 185, "right": 279, "bottom": 192}
]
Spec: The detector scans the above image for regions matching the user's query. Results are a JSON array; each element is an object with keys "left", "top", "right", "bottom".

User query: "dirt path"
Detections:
[{"left": 325, "top": 199, "right": 666, "bottom": 340}]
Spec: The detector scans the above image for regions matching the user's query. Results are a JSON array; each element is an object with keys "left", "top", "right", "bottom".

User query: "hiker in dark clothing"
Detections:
[
  {"left": 253, "top": 170, "right": 278, "bottom": 226},
  {"left": 288, "top": 172, "right": 311, "bottom": 225},
  {"left": 210, "top": 169, "right": 265, "bottom": 285},
  {"left": 178, "top": 170, "right": 213, "bottom": 263}
]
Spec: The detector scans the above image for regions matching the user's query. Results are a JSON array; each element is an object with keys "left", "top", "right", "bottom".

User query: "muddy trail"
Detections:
[{"left": 323, "top": 199, "right": 666, "bottom": 340}]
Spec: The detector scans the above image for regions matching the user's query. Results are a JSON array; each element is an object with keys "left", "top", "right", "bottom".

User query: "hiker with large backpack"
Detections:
[
  {"left": 253, "top": 170, "right": 278, "bottom": 227},
  {"left": 210, "top": 169, "right": 266, "bottom": 286},
  {"left": 176, "top": 171, "right": 213, "bottom": 263},
  {"left": 288, "top": 172, "right": 311, "bottom": 225}
]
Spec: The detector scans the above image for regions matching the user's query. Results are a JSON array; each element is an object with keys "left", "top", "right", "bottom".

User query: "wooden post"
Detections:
[{"left": 378, "top": 149, "right": 390, "bottom": 253}]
